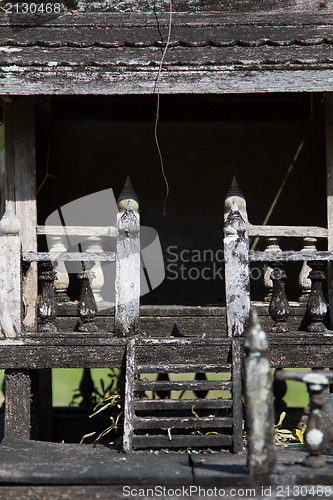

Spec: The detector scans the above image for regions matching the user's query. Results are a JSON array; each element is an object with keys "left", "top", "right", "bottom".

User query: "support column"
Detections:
[{"left": 3, "top": 97, "right": 41, "bottom": 440}]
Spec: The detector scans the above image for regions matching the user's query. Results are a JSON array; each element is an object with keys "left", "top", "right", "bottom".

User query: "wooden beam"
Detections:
[{"left": 248, "top": 225, "right": 327, "bottom": 238}]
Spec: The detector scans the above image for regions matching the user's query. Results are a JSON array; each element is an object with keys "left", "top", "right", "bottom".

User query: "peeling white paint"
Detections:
[
  {"left": 47, "top": 61, "right": 58, "bottom": 67},
  {"left": 306, "top": 428, "right": 324, "bottom": 447},
  {"left": 0, "top": 47, "right": 22, "bottom": 53},
  {"left": 1, "top": 65, "right": 24, "bottom": 72}
]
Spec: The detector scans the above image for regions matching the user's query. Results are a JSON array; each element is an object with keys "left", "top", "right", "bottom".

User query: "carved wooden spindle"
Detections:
[
  {"left": 81, "top": 236, "right": 104, "bottom": 306},
  {"left": 48, "top": 235, "right": 70, "bottom": 302},
  {"left": 304, "top": 373, "right": 329, "bottom": 468},
  {"left": 77, "top": 261, "right": 98, "bottom": 332},
  {"left": 306, "top": 261, "right": 327, "bottom": 332},
  {"left": 298, "top": 237, "right": 317, "bottom": 302},
  {"left": 245, "top": 312, "right": 276, "bottom": 475},
  {"left": 263, "top": 238, "right": 281, "bottom": 303},
  {"left": 38, "top": 261, "right": 57, "bottom": 333},
  {"left": 269, "top": 267, "right": 290, "bottom": 333}
]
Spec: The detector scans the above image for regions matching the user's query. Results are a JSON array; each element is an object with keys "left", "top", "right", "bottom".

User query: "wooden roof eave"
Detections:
[{"left": 1, "top": 11, "right": 333, "bottom": 94}]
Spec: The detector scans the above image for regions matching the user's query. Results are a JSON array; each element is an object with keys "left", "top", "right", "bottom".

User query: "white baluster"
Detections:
[
  {"left": 48, "top": 235, "right": 70, "bottom": 302},
  {"left": 263, "top": 237, "right": 281, "bottom": 303},
  {"left": 298, "top": 237, "right": 317, "bottom": 302}
]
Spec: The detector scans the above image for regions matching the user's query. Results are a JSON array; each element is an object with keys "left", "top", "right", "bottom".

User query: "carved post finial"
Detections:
[
  {"left": 224, "top": 177, "right": 248, "bottom": 223},
  {"left": 117, "top": 177, "right": 139, "bottom": 215},
  {"left": 245, "top": 313, "right": 276, "bottom": 475}
]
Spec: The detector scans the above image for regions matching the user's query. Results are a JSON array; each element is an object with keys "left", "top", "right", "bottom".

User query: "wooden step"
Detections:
[
  {"left": 132, "top": 434, "right": 233, "bottom": 449},
  {"left": 134, "top": 416, "right": 233, "bottom": 429},
  {"left": 135, "top": 380, "right": 232, "bottom": 391},
  {"left": 134, "top": 398, "right": 233, "bottom": 410},
  {"left": 136, "top": 363, "right": 231, "bottom": 373}
]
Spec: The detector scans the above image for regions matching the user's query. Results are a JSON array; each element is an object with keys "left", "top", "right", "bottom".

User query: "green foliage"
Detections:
[
  {"left": 81, "top": 394, "right": 122, "bottom": 448},
  {"left": 274, "top": 412, "right": 306, "bottom": 446}
]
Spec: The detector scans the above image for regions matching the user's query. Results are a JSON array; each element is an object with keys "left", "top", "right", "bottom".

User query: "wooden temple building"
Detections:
[{"left": 0, "top": 0, "right": 332, "bottom": 493}]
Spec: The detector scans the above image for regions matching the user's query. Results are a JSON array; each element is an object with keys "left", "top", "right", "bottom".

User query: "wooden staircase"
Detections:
[{"left": 123, "top": 338, "right": 243, "bottom": 452}]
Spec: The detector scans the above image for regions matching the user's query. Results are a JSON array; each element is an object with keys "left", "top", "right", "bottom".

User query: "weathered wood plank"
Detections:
[
  {"left": 135, "top": 380, "right": 233, "bottom": 391},
  {"left": 134, "top": 398, "right": 233, "bottom": 410},
  {"left": 1, "top": 0, "right": 333, "bottom": 14},
  {"left": 123, "top": 339, "right": 135, "bottom": 453},
  {"left": 3, "top": 12, "right": 333, "bottom": 27},
  {"left": 132, "top": 434, "right": 233, "bottom": 449},
  {"left": 136, "top": 363, "right": 231, "bottom": 372},
  {"left": 2, "top": 25, "right": 333, "bottom": 46},
  {"left": 250, "top": 250, "right": 333, "bottom": 262},
  {"left": 0, "top": 335, "right": 330, "bottom": 369},
  {"left": 4, "top": 369, "right": 31, "bottom": 439},
  {"left": 2, "top": 46, "right": 333, "bottom": 70},
  {"left": 248, "top": 225, "right": 327, "bottom": 238},
  {"left": 134, "top": 416, "right": 233, "bottom": 429},
  {"left": 23, "top": 252, "right": 116, "bottom": 262},
  {"left": 2, "top": 67, "right": 333, "bottom": 95},
  {"left": 115, "top": 207, "right": 140, "bottom": 337}
]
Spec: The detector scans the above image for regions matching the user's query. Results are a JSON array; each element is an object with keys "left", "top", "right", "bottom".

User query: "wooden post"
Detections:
[
  {"left": 4, "top": 369, "right": 31, "bottom": 440},
  {"left": 326, "top": 93, "right": 333, "bottom": 328},
  {"left": 115, "top": 204, "right": 140, "bottom": 337},
  {"left": 4, "top": 97, "right": 37, "bottom": 331},
  {"left": 232, "top": 338, "right": 243, "bottom": 453},
  {"left": 0, "top": 207, "right": 21, "bottom": 338},
  {"left": 123, "top": 338, "right": 136, "bottom": 453},
  {"left": 223, "top": 202, "right": 250, "bottom": 337},
  {"left": 245, "top": 313, "right": 276, "bottom": 475},
  {"left": 3, "top": 97, "right": 38, "bottom": 440}
]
